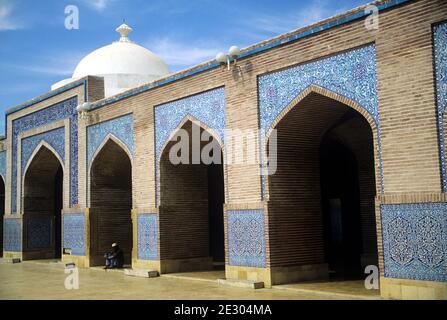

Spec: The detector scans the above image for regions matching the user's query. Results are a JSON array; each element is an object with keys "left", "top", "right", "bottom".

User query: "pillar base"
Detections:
[
  {"left": 225, "top": 265, "right": 272, "bottom": 288},
  {"left": 2, "top": 251, "right": 22, "bottom": 260},
  {"left": 132, "top": 259, "right": 161, "bottom": 272},
  {"left": 380, "top": 276, "right": 447, "bottom": 300}
]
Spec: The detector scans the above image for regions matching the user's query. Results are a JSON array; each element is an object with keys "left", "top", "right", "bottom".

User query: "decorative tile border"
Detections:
[
  {"left": 11, "top": 97, "right": 78, "bottom": 212},
  {"left": 3, "top": 219, "right": 21, "bottom": 252},
  {"left": 381, "top": 203, "right": 447, "bottom": 282},
  {"left": 26, "top": 216, "right": 52, "bottom": 249},
  {"left": 154, "top": 88, "right": 226, "bottom": 203},
  {"left": 21, "top": 127, "right": 65, "bottom": 175},
  {"left": 433, "top": 22, "right": 447, "bottom": 191},
  {"left": 227, "top": 209, "right": 266, "bottom": 268},
  {"left": 137, "top": 214, "right": 158, "bottom": 260},
  {"left": 0, "top": 151, "right": 5, "bottom": 182},
  {"left": 63, "top": 213, "right": 85, "bottom": 256},
  {"left": 87, "top": 114, "right": 134, "bottom": 167},
  {"left": 258, "top": 44, "right": 383, "bottom": 196}
]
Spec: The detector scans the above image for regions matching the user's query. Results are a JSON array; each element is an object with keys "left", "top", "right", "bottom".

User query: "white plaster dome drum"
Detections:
[{"left": 52, "top": 23, "right": 170, "bottom": 97}]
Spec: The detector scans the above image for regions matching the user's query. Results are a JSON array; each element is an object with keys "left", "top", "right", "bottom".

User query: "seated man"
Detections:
[{"left": 104, "top": 243, "right": 124, "bottom": 269}]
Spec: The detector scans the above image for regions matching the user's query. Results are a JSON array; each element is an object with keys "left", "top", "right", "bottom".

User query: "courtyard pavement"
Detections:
[{"left": 0, "top": 261, "right": 381, "bottom": 300}]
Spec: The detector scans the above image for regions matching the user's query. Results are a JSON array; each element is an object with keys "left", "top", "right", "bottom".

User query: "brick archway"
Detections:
[
  {"left": 89, "top": 138, "right": 133, "bottom": 266},
  {"left": 158, "top": 119, "right": 225, "bottom": 273},
  {"left": 265, "top": 89, "right": 380, "bottom": 285},
  {"left": 22, "top": 145, "right": 64, "bottom": 260}
]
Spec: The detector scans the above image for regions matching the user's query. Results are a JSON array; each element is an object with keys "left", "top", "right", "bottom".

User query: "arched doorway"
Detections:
[
  {"left": 23, "top": 146, "right": 63, "bottom": 260},
  {"left": 266, "top": 90, "right": 378, "bottom": 283},
  {"left": 159, "top": 120, "right": 225, "bottom": 273},
  {"left": 0, "top": 175, "right": 5, "bottom": 257},
  {"left": 89, "top": 139, "right": 133, "bottom": 266}
]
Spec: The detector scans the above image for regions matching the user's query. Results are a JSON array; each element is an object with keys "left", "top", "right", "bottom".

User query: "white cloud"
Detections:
[
  {"left": 83, "top": 0, "right": 115, "bottom": 12},
  {"left": 148, "top": 37, "right": 225, "bottom": 70},
  {"left": 0, "top": 0, "right": 22, "bottom": 31}
]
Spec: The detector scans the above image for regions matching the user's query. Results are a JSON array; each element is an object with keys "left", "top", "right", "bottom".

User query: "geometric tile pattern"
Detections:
[
  {"left": 21, "top": 127, "right": 65, "bottom": 175},
  {"left": 3, "top": 219, "right": 21, "bottom": 252},
  {"left": 11, "top": 97, "right": 78, "bottom": 212},
  {"left": 381, "top": 203, "right": 447, "bottom": 282},
  {"left": 0, "top": 151, "right": 6, "bottom": 182},
  {"left": 154, "top": 87, "right": 225, "bottom": 202},
  {"left": 433, "top": 22, "right": 447, "bottom": 191},
  {"left": 227, "top": 209, "right": 266, "bottom": 268},
  {"left": 137, "top": 214, "right": 158, "bottom": 260},
  {"left": 26, "top": 216, "right": 52, "bottom": 249},
  {"left": 154, "top": 88, "right": 225, "bottom": 160},
  {"left": 258, "top": 45, "right": 379, "bottom": 132},
  {"left": 87, "top": 113, "right": 134, "bottom": 167},
  {"left": 258, "top": 44, "right": 383, "bottom": 195},
  {"left": 63, "top": 213, "right": 85, "bottom": 256}
]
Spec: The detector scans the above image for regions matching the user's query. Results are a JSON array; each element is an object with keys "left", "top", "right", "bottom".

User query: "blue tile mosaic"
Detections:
[
  {"left": 11, "top": 97, "right": 78, "bottom": 212},
  {"left": 433, "top": 22, "right": 447, "bottom": 191},
  {"left": 0, "top": 151, "right": 6, "bottom": 182},
  {"left": 21, "top": 127, "right": 65, "bottom": 175},
  {"left": 258, "top": 45, "right": 383, "bottom": 196},
  {"left": 63, "top": 213, "right": 85, "bottom": 256},
  {"left": 26, "top": 216, "right": 52, "bottom": 249},
  {"left": 87, "top": 114, "right": 134, "bottom": 167},
  {"left": 137, "top": 214, "right": 158, "bottom": 260},
  {"left": 227, "top": 209, "right": 266, "bottom": 268},
  {"left": 154, "top": 88, "right": 226, "bottom": 203},
  {"left": 3, "top": 219, "right": 21, "bottom": 252},
  {"left": 381, "top": 203, "right": 447, "bottom": 282}
]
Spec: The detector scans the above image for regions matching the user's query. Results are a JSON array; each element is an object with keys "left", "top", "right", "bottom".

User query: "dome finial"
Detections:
[{"left": 116, "top": 22, "right": 133, "bottom": 43}]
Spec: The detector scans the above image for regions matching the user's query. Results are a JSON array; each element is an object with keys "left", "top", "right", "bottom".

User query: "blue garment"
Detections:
[{"left": 105, "top": 254, "right": 119, "bottom": 268}]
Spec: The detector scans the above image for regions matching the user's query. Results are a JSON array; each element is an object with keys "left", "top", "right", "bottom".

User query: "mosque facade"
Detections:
[{"left": 1, "top": 0, "right": 447, "bottom": 299}]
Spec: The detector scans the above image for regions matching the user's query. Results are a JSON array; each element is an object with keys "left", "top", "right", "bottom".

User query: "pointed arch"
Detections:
[
  {"left": 263, "top": 85, "right": 382, "bottom": 199},
  {"left": 158, "top": 114, "right": 225, "bottom": 162},
  {"left": 157, "top": 114, "right": 227, "bottom": 206},
  {"left": 87, "top": 134, "right": 133, "bottom": 208},
  {"left": 23, "top": 141, "right": 64, "bottom": 181}
]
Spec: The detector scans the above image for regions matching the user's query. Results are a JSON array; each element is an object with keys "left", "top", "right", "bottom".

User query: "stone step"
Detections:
[
  {"left": 124, "top": 268, "right": 159, "bottom": 278},
  {"left": 218, "top": 278, "right": 264, "bottom": 289},
  {"left": 0, "top": 258, "right": 21, "bottom": 264}
]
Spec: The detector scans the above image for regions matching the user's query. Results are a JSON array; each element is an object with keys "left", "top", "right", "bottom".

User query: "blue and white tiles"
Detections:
[
  {"left": 87, "top": 114, "right": 134, "bottom": 166},
  {"left": 258, "top": 44, "right": 383, "bottom": 196},
  {"left": 227, "top": 209, "right": 266, "bottom": 268},
  {"left": 137, "top": 214, "right": 158, "bottom": 260},
  {"left": 433, "top": 22, "right": 447, "bottom": 191},
  {"left": 381, "top": 203, "right": 447, "bottom": 282},
  {"left": 0, "top": 151, "right": 6, "bottom": 182},
  {"left": 3, "top": 219, "right": 21, "bottom": 252},
  {"left": 154, "top": 88, "right": 226, "bottom": 202},
  {"left": 21, "top": 127, "right": 65, "bottom": 174},
  {"left": 11, "top": 97, "right": 78, "bottom": 211},
  {"left": 63, "top": 213, "right": 85, "bottom": 256}
]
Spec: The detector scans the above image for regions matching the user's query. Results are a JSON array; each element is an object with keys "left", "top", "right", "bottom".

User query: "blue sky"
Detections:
[{"left": 0, "top": 0, "right": 371, "bottom": 134}]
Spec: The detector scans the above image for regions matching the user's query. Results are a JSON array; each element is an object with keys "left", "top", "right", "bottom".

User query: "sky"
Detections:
[{"left": 0, "top": 0, "right": 372, "bottom": 134}]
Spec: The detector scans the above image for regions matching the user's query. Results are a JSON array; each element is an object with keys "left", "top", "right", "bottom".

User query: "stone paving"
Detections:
[{"left": 0, "top": 261, "right": 380, "bottom": 300}]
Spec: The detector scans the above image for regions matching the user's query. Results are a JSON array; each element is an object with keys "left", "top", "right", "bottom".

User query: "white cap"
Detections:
[{"left": 112, "top": 243, "right": 117, "bottom": 247}]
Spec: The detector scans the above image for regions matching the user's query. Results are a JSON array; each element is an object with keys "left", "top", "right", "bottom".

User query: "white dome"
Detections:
[
  {"left": 73, "top": 39, "right": 169, "bottom": 79},
  {"left": 52, "top": 23, "right": 170, "bottom": 97}
]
